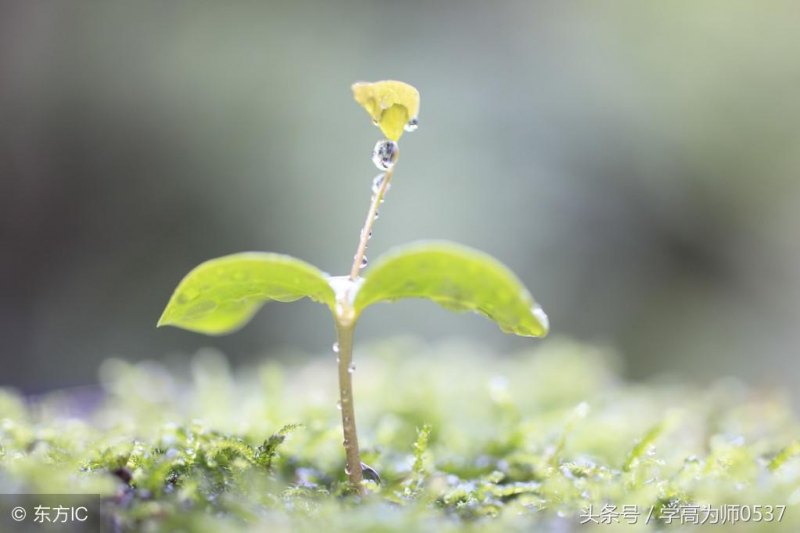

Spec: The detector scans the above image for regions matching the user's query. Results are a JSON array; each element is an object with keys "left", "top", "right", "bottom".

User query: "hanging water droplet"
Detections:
[
  {"left": 404, "top": 116, "right": 419, "bottom": 132},
  {"left": 348, "top": 362, "right": 356, "bottom": 374},
  {"left": 374, "top": 210, "right": 380, "bottom": 220},
  {"left": 360, "top": 256, "right": 368, "bottom": 269},
  {"left": 332, "top": 342, "right": 339, "bottom": 353},
  {"left": 336, "top": 401, "right": 342, "bottom": 411},
  {"left": 344, "top": 464, "right": 351, "bottom": 475},
  {"left": 532, "top": 304, "right": 549, "bottom": 332},
  {"left": 372, "top": 139, "right": 398, "bottom": 170}
]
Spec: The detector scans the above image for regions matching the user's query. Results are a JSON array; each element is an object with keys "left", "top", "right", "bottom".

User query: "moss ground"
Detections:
[{"left": 1, "top": 337, "right": 797, "bottom": 531}]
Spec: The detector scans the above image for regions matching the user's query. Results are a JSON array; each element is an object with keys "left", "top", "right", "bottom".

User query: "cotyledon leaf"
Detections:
[
  {"left": 353, "top": 241, "right": 549, "bottom": 337},
  {"left": 352, "top": 80, "right": 420, "bottom": 141},
  {"left": 158, "top": 253, "right": 335, "bottom": 335}
]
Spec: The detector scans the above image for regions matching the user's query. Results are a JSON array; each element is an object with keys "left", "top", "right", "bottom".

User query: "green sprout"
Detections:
[{"left": 157, "top": 80, "right": 549, "bottom": 493}]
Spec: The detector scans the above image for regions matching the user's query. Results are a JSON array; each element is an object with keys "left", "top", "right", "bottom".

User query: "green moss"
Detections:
[{"left": 1, "top": 338, "right": 797, "bottom": 531}]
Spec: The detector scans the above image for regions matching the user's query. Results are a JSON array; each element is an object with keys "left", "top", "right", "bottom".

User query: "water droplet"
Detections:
[
  {"left": 532, "top": 304, "right": 549, "bottom": 332},
  {"left": 404, "top": 116, "right": 419, "bottom": 132},
  {"left": 348, "top": 362, "right": 356, "bottom": 374},
  {"left": 372, "top": 173, "right": 385, "bottom": 194},
  {"left": 360, "top": 256, "right": 368, "bottom": 269},
  {"left": 374, "top": 210, "right": 380, "bottom": 220},
  {"left": 361, "top": 462, "right": 382, "bottom": 484},
  {"left": 328, "top": 275, "right": 364, "bottom": 305},
  {"left": 372, "top": 139, "right": 398, "bottom": 170},
  {"left": 336, "top": 401, "right": 342, "bottom": 411},
  {"left": 344, "top": 464, "right": 351, "bottom": 475},
  {"left": 332, "top": 342, "right": 339, "bottom": 353}
]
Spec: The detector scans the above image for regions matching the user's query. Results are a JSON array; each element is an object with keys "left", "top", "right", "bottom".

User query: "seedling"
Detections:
[{"left": 158, "top": 80, "right": 549, "bottom": 493}]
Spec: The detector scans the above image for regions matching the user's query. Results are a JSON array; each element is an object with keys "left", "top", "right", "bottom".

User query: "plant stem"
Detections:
[
  {"left": 336, "top": 144, "right": 400, "bottom": 493},
  {"left": 335, "top": 320, "right": 363, "bottom": 492},
  {"left": 349, "top": 152, "right": 398, "bottom": 280}
]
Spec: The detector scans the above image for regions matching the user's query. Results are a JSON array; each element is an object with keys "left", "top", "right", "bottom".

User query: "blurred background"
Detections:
[{"left": 1, "top": 1, "right": 799, "bottom": 393}]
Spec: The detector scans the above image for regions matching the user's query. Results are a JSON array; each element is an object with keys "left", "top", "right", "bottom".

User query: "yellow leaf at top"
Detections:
[{"left": 352, "top": 80, "right": 420, "bottom": 141}]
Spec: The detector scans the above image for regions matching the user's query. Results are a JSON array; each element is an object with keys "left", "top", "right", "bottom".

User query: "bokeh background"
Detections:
[{"left": 2, "top": 2, "right": 799, "bottom": 394}]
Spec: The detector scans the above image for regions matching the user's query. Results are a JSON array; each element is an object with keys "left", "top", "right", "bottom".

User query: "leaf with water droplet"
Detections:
[
  {"left": 352, "top": 80, "right": 420, "bottom": 141},
  {"left": 353, "top": 241, "right": 548, "bottom": 337},
  {"left": 158, "top": 253, "right": 335, "bottom": 335}
]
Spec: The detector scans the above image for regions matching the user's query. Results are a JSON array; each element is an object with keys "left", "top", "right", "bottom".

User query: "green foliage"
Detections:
[
  {"left": 255, "top": 424, "right": 301, "bottom": 470},
  {"left": 158, "top": 253, "right": 335, "bottom": 335},
  {"left": 411, "top": 424, "right": 431, "bottom": 476},
  {"left": 158, "top": 242, "right": 548, "bottom": 339},
  {"left": 354, "top": 242, "right": 548, "bottom": 337},
  {"left": 402, "top": 424, "right": 432, "bottom": 498},
  {"left": 1, "top": 340, "right": 798, "bottom": 531}
]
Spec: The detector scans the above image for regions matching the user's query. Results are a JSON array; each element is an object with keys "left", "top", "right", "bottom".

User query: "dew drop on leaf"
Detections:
[
  {"left": 372, "top": 139, "right": 398, "bottom": 170},
  {"left": 532, "top": 304, "right": 549, "bottom": 331}
]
